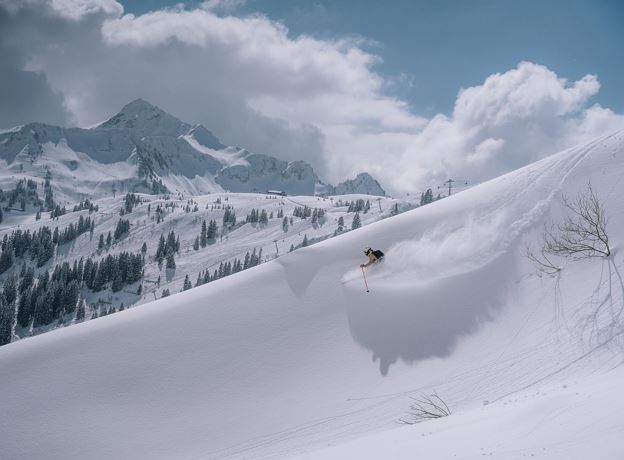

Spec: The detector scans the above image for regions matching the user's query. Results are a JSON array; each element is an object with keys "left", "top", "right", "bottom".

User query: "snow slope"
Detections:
[
  {"left": 0, "top": 190, "right": 404, "bottom": 330},
  {"left": 1, "top": 131, "right": 624, "bottom": 459}
]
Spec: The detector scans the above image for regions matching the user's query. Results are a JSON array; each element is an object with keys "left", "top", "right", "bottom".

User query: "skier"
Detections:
[{"left": 360, "top": 247, "right": 384, "bottom": 268}]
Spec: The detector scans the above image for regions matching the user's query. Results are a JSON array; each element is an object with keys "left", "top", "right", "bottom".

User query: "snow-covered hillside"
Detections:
[
  {"left": 0, "top": 99, "right": 386, "bottom": 201},
  {"left": 0, "top": 188, "right": 408, "bottom": 342},
  {"left": 1, "top": 130, "right": 624, "bottom": 460}
]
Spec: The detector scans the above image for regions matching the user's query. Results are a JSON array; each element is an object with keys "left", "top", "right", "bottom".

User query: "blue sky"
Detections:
[{"left": 122, "top": 0, "right": 624, "bottom": 116}]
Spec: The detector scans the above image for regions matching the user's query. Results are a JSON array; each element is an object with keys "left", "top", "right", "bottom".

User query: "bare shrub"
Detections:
[
  {"left": 543, "top": 183, "right": 610, "bottom": 260},
  {"left": 526, "top": 245, "right": 561, "bottom": 277},
  {"left": 398, "top": 392, "right": 451, "bottom": 424}
]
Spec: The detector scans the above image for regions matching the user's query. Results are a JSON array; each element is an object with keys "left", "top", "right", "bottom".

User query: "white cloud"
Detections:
[
  {"left": 200, "top": 0, "right": 246, "bottom": 13},
  {"left": 382, "top": 62, "right": 624, "bottom": 192},
  {"left": 49, "top": 0, "right": 123, "bottom": 20},
  {"left": 1, "top": 3, "right": 623, "bottom": 192},
  {"left": 0, "top": 0, "right": 123, "bottom": 19}
]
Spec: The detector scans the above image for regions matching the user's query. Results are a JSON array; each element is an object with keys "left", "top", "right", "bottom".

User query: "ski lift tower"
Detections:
[{"left": 444, "top": 179, "right": 455, "bottom": 196}]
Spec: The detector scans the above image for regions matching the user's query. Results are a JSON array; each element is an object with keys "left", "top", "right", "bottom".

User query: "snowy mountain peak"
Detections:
[
  {"left": 321, "top": 172, "right": 386, "bottom": 197},
  {"left": 96, "top": 99, "right": 189, "bottom": 137},
  {"left": 1, "top": 99, "right": 387, "bottom": 198},
  {"left": 121, "top": 97, "right": 158, "bottom": 112},
  {"left": 186, "top": 124, "right": 225, "bottom": 150}
]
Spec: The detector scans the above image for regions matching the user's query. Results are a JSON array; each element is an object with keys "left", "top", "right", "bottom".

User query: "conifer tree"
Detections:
[
  {"left": 76, "top": 299, "right": 86, "bottom": 320},
  {"left": 200, "top": 220, "right": 208, "bottom": 247},
  {"left": 3, "top": 274, "right": 17, "bottom": 306},
  {"left": 0, "top": 295, "right": 15, "bottom": 346},
  {"left": 260, "top": 209, "right": 268, "bottom": 225},
  {"left": 112, "top": 270, "right": 123, "bottom": 292},
  {"left": 352, "top": 212, "right": 362, "bottom": 230},
  {"left": 16, "top": 288, "right": 32, "bottom": 328},
  {"left": 166, "top": 231, "right": 177, "bottom": 253},
  {"left": 156, "top": 234, "right": 166, "bottom": 264},
  {"left": 0, "top": 243, "right": 14, "bottom": 274},
  {"left": 19, "top": 255, "right": 31, "bottom": 278},
  {"left": 208, "top": 220, "right": 218, "bottom": 240},
  {"left": 337, "top": 216, "right": 344, "bottom": 232},
  {"left": 182, "top": 274, "right": 192, "bottom": 291},
  {"left": 166, "top": 250, "right": 176, "bottom": 270},
  {"left": 421, "top": 188, "right": 433, "bottom": 205},
  {"left": 114, "top": 218, "right": 130, "bottom": 240}
]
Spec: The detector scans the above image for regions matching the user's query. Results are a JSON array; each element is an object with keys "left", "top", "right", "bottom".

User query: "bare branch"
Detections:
[
  {"left": 526, "top": 243, "right": 561, "bottom": 277},
  {"left": 398, "top": 392, "right": 451, "bottom": 425},
  {"left": 544, "top": 183, "right": 610, "bottom": 260}
]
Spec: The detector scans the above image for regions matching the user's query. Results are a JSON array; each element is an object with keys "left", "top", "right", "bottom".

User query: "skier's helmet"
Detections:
[{"left": 364, "top": 247, "right": 372, "bottom": 255}]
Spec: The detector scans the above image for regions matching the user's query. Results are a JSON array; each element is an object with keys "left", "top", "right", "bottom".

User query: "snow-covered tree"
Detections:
[
  {"left": 352, "top": 212, "right": 361, "bottom": 230},
  {"left": 259, "top": 210, "right": 268, "bottom": 225},
  {"left": 421, "top": 188, "right": 433, "bottom": 205},
  {"left": 337, "top": 216, "right": 344, "bottom": 233},
  {"left": 76, "top": 299, "right": 86, "bottom": 321}
]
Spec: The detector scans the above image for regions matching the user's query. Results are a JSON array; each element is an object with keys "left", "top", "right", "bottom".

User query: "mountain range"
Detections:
[{"left": 0, "top": 99, "right": 385, "bottom": 199}]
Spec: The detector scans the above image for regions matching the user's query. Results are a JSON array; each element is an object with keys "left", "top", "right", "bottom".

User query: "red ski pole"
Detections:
[{"left": 361, "top": 266, "right": 370, "bottom": 293}]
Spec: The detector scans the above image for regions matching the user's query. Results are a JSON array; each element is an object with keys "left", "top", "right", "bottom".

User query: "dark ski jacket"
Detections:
[{"left": 362, "top": 249, "right": 384, "bottom": 267}]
